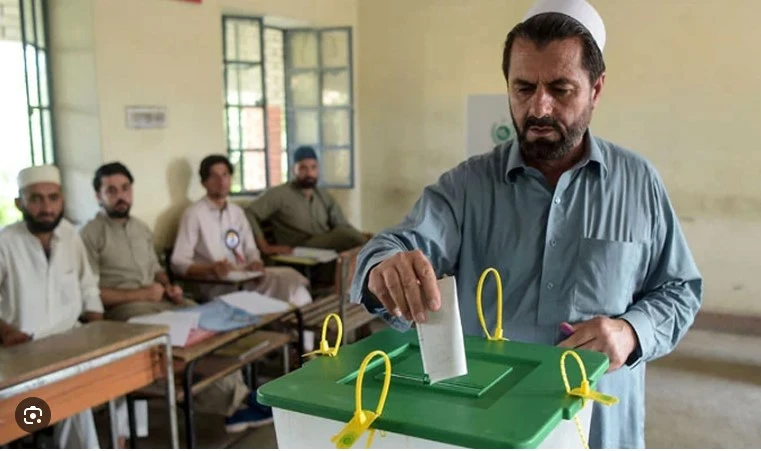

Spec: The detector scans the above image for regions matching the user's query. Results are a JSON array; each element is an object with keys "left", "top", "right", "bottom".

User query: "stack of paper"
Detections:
[
  {"left": 217, "top": 290, "right": 292, "bottom": 316},
  {"left": 292, "top": 247, "right": 339, "bottom": 263},
  {"left": 416, "top": 275, "right": 468, "bottom": 384},
  {"left": 128, "top": 311, "right": 201, "bottom": 347}
]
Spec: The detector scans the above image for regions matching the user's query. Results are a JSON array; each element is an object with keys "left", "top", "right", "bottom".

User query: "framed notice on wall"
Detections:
[{"left": 125, "top": 106, "right": 167, "bottom": 129}]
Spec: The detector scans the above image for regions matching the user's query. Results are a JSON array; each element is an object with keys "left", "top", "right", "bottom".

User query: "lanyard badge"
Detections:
[{"left": 224, "top": 229, "right": 246, "bottom": 265}]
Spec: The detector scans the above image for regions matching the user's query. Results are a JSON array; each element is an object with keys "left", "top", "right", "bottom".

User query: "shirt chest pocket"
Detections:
[{"left": 573, "top": 238, "right": 642, "bottom": 317}]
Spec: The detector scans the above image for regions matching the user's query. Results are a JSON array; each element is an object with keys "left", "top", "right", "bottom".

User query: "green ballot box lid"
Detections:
[{"left": 257, "top": 327, "right": 609, "bottom": 449}]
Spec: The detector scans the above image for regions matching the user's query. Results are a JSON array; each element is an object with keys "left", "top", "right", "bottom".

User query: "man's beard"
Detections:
[
  {"left": 22, "top": 210, "right": 64, "bottom": 234},
  {"left": 294, "top": 177, "right": 317, "bottom": 189},
  {"left": 513, "top": 107, "right": 591, "bottom": 161},
  {"left": 105, "top": 201, "right": 131, "bottom": 219}
]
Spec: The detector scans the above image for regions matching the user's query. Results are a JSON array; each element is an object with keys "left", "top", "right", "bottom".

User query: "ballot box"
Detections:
[{"left": 256, "top": 326, "right": 614, "bottom": 449}]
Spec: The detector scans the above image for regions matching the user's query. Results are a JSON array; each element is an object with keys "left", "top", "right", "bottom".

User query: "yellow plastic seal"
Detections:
[
  {"left": 331, "top": 350, "right": 392, "bottom": 449},
  {"left": 303, "top": 313, "right": 343, "bottom": 358},
  {"left": 475, "top": 267, "right": 507, "bottom": 341}
]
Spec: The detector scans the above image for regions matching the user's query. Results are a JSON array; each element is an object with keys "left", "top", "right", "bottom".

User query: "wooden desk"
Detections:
[
  {"left": 269, "top": 254, "right": 326, "bottom": 285},
  {"left": 133, "top": 307, "right": 304, "bottom": 448},
  {"left": 0, "top": 322, "right": 178, "bottom": 448},
  {"left": 173, "top": 273, "right": 261, "bottom": 292}
]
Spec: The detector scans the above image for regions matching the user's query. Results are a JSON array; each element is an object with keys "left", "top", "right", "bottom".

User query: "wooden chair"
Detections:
[{"left": 290, "top": 246, "right": 375, "bottom": 346}]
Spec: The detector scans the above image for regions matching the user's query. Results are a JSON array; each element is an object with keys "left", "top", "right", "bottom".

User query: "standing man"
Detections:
[
  {"left": 245, "top": 146, "right": 369, "bottom": 255},
  {"left": 0, "top": 165, "right": 103, "bottom": 448},
  {"left": 81, "top": 161, "right": 274, "bottom": 433},
  {"left": 171, "top": 154, "right": 312, "bottom": 307},
  {"left": 350, "top": 0, "right": 703, "bottom": 448}
]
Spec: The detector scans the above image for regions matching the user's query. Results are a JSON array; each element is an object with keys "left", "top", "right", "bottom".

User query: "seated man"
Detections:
[
  {"left": 80, "top": 162, "right": 195, "bottom": 320},
  {"left": 171, "top": 154, "right": 313, "bottom": 307},
  {"left": 0, "top": 165, "right": 102, "bottom": 448},
  {"left": 245, "top": 146, "right": 369, "bottom": 255},
  {"left": 81, "top": 162, "right": 273, "bottom": 433}
]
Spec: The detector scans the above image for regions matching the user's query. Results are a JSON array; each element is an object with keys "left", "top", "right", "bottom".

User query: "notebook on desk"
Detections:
[{"left": 128, "top": 311, "right": 200, "bottom": 347}]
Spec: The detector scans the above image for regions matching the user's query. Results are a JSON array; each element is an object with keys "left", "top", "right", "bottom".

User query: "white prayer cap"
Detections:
[
  {"left": 523, "top": 0, "right": 606, "bottom": 53},
  {"left": 17, "top": 165, "right": 61, "bottom": 190}
]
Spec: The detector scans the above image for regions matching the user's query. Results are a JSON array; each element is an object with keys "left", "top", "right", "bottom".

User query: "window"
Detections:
[
  {"left": 285, "top": 28, "right": 354, "bottom": 188},
  {"left": 222, "top": 16, "right": 354, "bottom": 194},
  {"left": 0, "top": 0, "right": 54, "bottom": 226}
]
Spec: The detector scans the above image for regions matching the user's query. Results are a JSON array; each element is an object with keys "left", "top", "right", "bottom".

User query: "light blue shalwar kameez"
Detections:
[{"left": 350, "top": 132, "right": 703, "bottom": 449}]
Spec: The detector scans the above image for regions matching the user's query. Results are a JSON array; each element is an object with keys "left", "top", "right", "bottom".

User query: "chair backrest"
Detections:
[{"left": 334, "top": 246, "right": 363, "bottom": 315}]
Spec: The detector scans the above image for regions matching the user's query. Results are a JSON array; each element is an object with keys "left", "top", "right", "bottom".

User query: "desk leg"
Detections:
[
  {"left": 243, "top": 363, "right": 253, "bottom": 390},
  {"left": 127, "top": 395, "right": 137, "bottom": 448},
  {"left": 164, "top": 341, "right": 179, "bottom": 449},
  {"left": 294, "top": 309, "right": 304, "bottom": 367},
  {"left": 183, "top": 361, "right": 197, "bottom": 449},
  {"left": 107, "top": 399, "right": 120, "bottom": 449}
]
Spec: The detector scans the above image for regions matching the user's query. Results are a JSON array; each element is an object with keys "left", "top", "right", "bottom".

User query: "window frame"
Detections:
[
  {"left": 284, "top": 27, "right": 355, "bottom": 189},
  {"left": 19, "top": 0, "right": 56, "bottom": 166},
  {"left": 221, "top": 17, "right": 355, "bottom": 195},
  {"left": 221, "top": 15, "right": 270, "bottom": 196}
]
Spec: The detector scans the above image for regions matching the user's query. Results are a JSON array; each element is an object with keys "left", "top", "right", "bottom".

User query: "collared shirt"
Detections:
[
  {"left": 80, "top": 212, "right": 162, "bottom": 289},
  {"left": 245, "top": 181, "right": 352, "bottom": 246},
  {"left": 350, "top": 133, "right": 703, "bottom": 449},
  {"left": 171, "top": 197, "right": 260, "bottom": 275},
  {"left": 0, "top": 220, "right": 103, "bottom": 339}
]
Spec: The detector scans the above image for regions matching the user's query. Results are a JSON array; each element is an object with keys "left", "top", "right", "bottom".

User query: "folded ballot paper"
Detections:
[
  {"left": 128, "top": 291, "right": 291, "bottom": 346},
  {"left": 416, "top": 275, "right": 468, "bottom": 384}
]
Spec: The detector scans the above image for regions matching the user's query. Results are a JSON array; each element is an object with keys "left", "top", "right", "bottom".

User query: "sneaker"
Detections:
[
  {"left": 224, "top": 405, "right": 273, "bottom": 433},
  {"left": 245, "top": 392, "right": 273, "bottom": 415}
]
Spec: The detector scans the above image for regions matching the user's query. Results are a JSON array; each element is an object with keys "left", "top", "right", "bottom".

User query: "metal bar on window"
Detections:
[
  {"left": 30, "top": 0, "right": 45, "bottom": 163},
  {"left": 18, "top": 0, "right": 35, "bottom": 165},
  {"left": 42, "top": 0, "right": 56, "bottom": 164},
  {"left": 235, "top": 20, "right": 245, "bottom": 191},
  {"left": 316, "top": 30, "right": 324, "bottom": 175},
  {"left": 222, "top": 17, "right": 231, "bottom": 154},
  {"left": 347, "top": 27, "right": 355, "bottom": 187},
  {"left": 259, "top": 20, "right": 270, "bottom": 188}
]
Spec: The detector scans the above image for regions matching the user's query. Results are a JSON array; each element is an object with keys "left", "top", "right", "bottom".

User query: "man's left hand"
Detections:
[
  {"left": 165, "top": 285, "right": 185, "bottom": 305},
  {"left": 557, "top": 317, "right": 638, "bottom": 372}
]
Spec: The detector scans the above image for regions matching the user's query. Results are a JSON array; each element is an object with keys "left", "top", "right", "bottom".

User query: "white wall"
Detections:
[{"left": 49, "top": 0, "right": 360, "bottom": 248}]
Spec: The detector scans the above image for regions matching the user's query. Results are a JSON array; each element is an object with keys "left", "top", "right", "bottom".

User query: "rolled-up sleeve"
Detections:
[
  {"left": 350, "top": 164, "right": 467, "bottom": 331},
  {"left": 620, "top": 171, "right": 703, "bottom": 367}
]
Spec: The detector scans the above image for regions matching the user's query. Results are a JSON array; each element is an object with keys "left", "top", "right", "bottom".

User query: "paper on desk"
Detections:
[
  {"left": 218, "top": 290, "right": 292, "bottom": 316},
  {"left": 417, "top": 275, "right": 468, "bottom": 384},
  {"left": 292, "top": 247, "right": 339, "bottom": 263},
  {"left": 224, "top": 270, "right": 263, "bottom": 282},
  {"left": 128, "top": 311, "right": 200, "bottom": 347}
]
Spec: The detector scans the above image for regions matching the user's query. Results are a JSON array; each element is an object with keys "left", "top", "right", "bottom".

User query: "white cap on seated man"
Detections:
[{"left": 1, "top": 164, "right": 104, "bottom": 448}]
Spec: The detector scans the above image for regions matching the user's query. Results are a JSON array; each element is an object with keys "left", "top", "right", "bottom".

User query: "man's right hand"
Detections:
[
  {"left": 145, "top": 283, "right": 165, "bottom": 302},
  {"left": 367, "top": 250, "right": 441, "bottom": 323},
  {"left": 211, "top": 260, "right": 233, "bottom": 279},
  {"left": 0, "top": 326, "right": 32, "bottom": 347}
]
